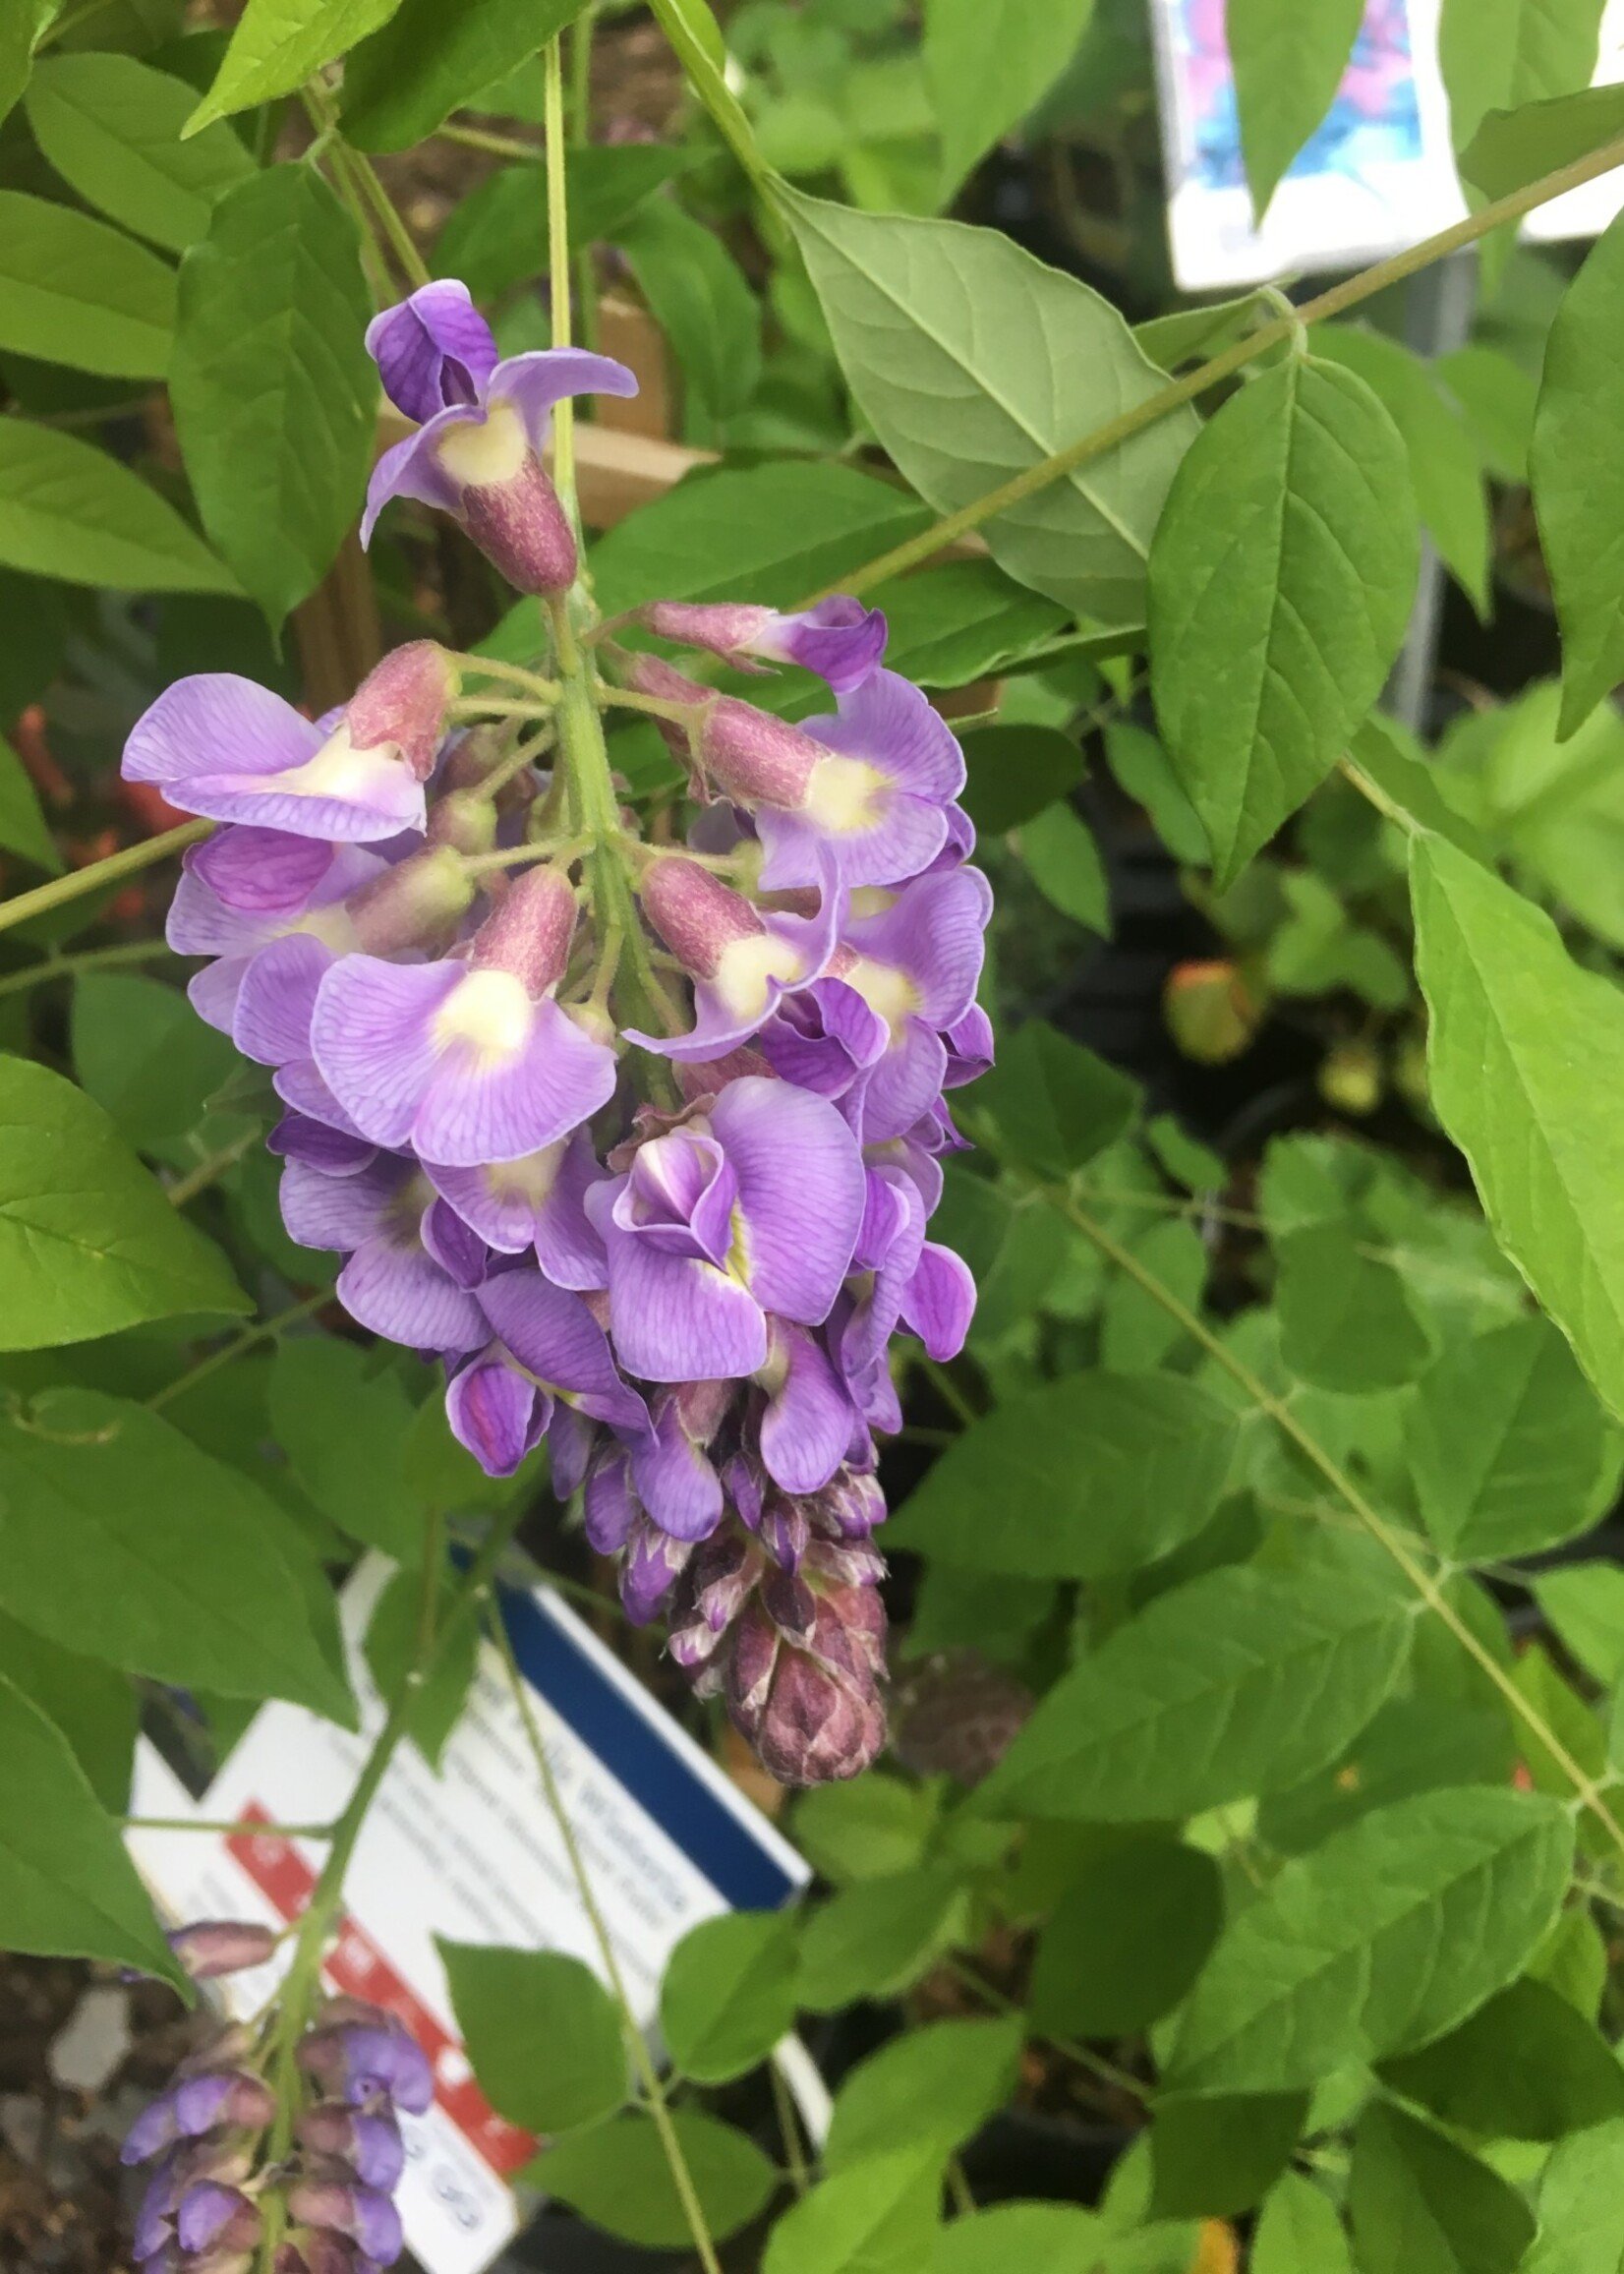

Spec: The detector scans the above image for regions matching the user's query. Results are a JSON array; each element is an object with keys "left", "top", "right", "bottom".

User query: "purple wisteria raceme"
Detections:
[{"left": 124, "top": 272, "right": 996, "bottom": 1791}]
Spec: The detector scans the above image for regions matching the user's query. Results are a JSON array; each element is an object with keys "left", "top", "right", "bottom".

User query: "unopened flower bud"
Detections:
[
  {"left": 286, "top": 2176, "right": 404, "bottom": 2266},
  {"left": 344, "top": 642, "right": 460, "bottom": 784},
  {"left": 167, "top": 1919, "right": 278, "bottom": 1981},
  {"left": 637, "top": 596, "right": 886, "bottom": 694},
  {"left": 346, "top": 845, "right": 475, "bottom": 955},
  {"left": 296, "top": 2103, "right": 406, "bottom": 2191},
  {"left": 1163, "top": 958, "right": 1260, "bottom": 1065},
  {"left": 427, "top": 785, "right": 498, "bottom": 857},
  {"left": 726, "top": 1600, "right": 887, "bottom": 1785},
  {"left": 453, "top": 422, "right": 579, "bottom": 594},
  {"left": 469, "top": 862, "right": 578, "bottom": 993},
  {"left": 639, "top": 857, "right": 765, "bottom": 978},
  {"left": 176, "top": 2181, "right": 261, "bottom": 2256}
]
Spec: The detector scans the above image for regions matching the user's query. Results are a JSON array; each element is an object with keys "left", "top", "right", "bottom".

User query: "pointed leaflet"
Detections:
[
  {"left": 343, "top": 0, "right": 589, "bottom": 149},
  {"left": 171, "top": 166, "right": 375, "bottom": 626},
  {"left": 0, "top": 421, "right": 235, "bottom": 593},
  {"left": 1532, "top": 207, "right": 1624, "bottom": 736},
  {"left": 825, "top": 2018, "right": 1021, "bottom": 2173},
  {"left": 0, "top": 1611, "right": 137, "bottom": 1813},
  {"left": 186, "top": 0, "right": 406, "bottom": 130},
  {"left": 0, "top": 1056, "right": 246, "bottom": 1348},
  {"left": 0, "top": 1674, "right": 183, "bottom": 1987},
  {"left": 25, "top": 53, "right": 253, "bottom": 254},
  {"left": 1347, "top": 2104, "right": 1534, "bottom": 2274},
  {"left": 0, "top": 190, "right": 175, "bottom": 378},
  {"left": 1522, "top": 2117, "right": 1624, "bottom": 2274},
  {"left": 1461, "top": 80, "right": 1624, "bottom": 201},
  {"left": 438, "top": 1942, "right": 625, "bottom": 2134},
  {"left": 1438, "top": 0, "right": 1607, "bottom": 150},
  {"left": 0, "top": 734, "right": 58, "bottom": 871},
  {"left": 1252, "top": 2173, "right": 1353, "bottom": 2274},
  {"left": 537, "top": 2110, "right": 776, "bottom": 2248},
  {"left": 975, "top": 1555, "right": 1411, "bottom": 1822},
  {"left": 1411, "top": 833, "right": 1624, "bottom": 1426},
  {"left": 1226, "top": 0, "right": 1364, "bottom": 218},
  {"left": 661, "top": 1911, "right": 798, "bottom": 2084},
  {"left": 783, "top": 191, "right": 1199, "bottom": 629},
  {"left": 1148, "top": 352, "right": 1418, "bottom": 888},
  {"left": 1166, "top": 1787, "right": 1572, "bottom": 2094},
  {"left": 923, "top": 0, "right": 1098, "bottom": 198}
]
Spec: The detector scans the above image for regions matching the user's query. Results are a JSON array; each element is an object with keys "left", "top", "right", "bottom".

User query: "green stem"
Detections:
[
  {"left": 544, "top": 34, "right": 577, "bottom": 512},
  {"left": 0, "top": 938, "right": 177, "bottom": 1002},
  {"left": 0, "top": 820, "right": 209, "bottom": 939},
  {"left": 437, "top": 120, "right": 544, "bottom": 161},
  {"left": 448, "top": 653, "right": 563, "bottom": 702},
  {"left": 570, "top": 2, "right": 601, "bottom": 355},
  {"left": 488, "top": 1605, "right": 725, "bottom": 2274},
  {"left": 166, "top": 1129, "right": 258, "bottom": 1208},
  {"left": 123, "top": 1816, "right": 335, "bottom": 1838},
  {"left": 346, "top": 143, "right": 432, "bottom": 293},
  {"left": 148, "top": 1290, "right": 333, "bottom": 1413},
  {"left": 815, "top": 130, "right": 1624, "bottom": 605},
  {"left": 1049, "top": 1187, "right": 1624, "bottom": 1866},
  {"left": 36, "top": 0, "right": 118, "bottom": 46}
]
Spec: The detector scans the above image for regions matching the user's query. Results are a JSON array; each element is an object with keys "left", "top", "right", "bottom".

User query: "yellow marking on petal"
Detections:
[
  {"left": 848, "top": 886, "right": 897, "bottom": 918},
  {"left": 435, "top": 401, "right": 529, "bottom": 489},
  {"left": 843, "top": 953, "right": 918, "bottom": 1039},
  {"left": 805, "top": 753, "right": 888, "bottom": 836},
  {"left": 714, "top": 932, "right": 803, "bottom": 1020},
  {"left": 488, "top": 1140, "right": 566, "bottom": 1203},
  {"left": 388, "top": 1169, "right": 437, "bottom": 1240},
  {"left": 272, "top": 726, "right": 391, "bottom": 801},
  {"left": 432, "top": 967, "right": 533, "bottom": 1066},
  {"left": 726, "top": 1203, "right": 751, "bottom": 1287}
]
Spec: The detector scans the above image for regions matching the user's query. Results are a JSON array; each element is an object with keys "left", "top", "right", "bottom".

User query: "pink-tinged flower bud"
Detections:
[
  {"left": 296, "top": 2103, "right": 406, "bottom": 2191},
  {"left": 699, "top": 700, "right": 824, "bottom": 812},
  {"left": 176, "top": 2181, "right": 261, "bottom": 2256},
  {"left": 276, "top": 2231, "right": 363, "bottom": 2274},
  {"left": 469, "top": 863, "right": 578, "bottom": 993},
  {"left": 296, "top": 2012, "right": 434, "bottom": 2116},
  {"left": 725, "top": 1599, "right": 888, "bottom": 1785},
  {"left": 285, "top": 2176, "right": 404, "bottom": 2265},
  {"left": 344, "top": 642, "right": 460, "bottom": 784},
  {"left": 426, "top": 785, "right": 498, "bottom": 857},
  {"left": 166, "top": 1919, "right": 278, "bottom": 1981},
  {"left": 639, "top": 857, "right": 767, "bottom": 982},
  {"left": 345, "top": 845, "right": 475, "bottom": 956},
  {"left": 637, "top": 597, "right": 887, "bottom": 695},
  {"left": 459, "top": 443, "right": 579, "bottom": 595}
]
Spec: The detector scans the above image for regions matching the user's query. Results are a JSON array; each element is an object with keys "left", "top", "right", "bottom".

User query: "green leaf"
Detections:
[
  {"left": 1406, "top": 1317, "right": 1612, "bottom": 1558},
  {"left": 958, "top": 725, "right": 1084, "bottom": 836},
  {"left": 1028, "top": 1834, "right": 1221, "bottom": 2036},
  {"left": 1347, "top": 2102, "right": 1534, "bottom": 2274},
  {"left": 886, "top": 1374, "right": 1238, "bottom": 1578},
  {"left": 0, "top": 0, "right": 56, "bottom": 129},
  {"left": 438, "top": 1940, "right": 625, "bottom": 2133},
  {"left": 0, "top": 1609, "right": 136, "bottom": 1812},
  {"left": 1251, "top": 2172, "right": 1353, "bottom": 2274},
  {"left": 1275, "top": 1223, "right": 1436, "bottom": 1392},
  {"left": 537, "top": 2108, "right": 776, "bottom": 2247},
  {"left": 970, "top": 1019, "right": 1139, "bottom": 1180},
  {"left": 73, "top": 971, "right": 237, "bottom": 1156},
  {"left": 1380, "top": 1977, "right": 1624, "bottom": 2139},
  {"left": 1437, "top": 344, "right": 1538, "bottom": 486},
  {"left": 619, "top": 199, "right": 762, "bottom": 439},
  {"left": 1100, "top": 1218, "right": 1207, "bottom": 1372},
  {"left": 171, "top": 165, "right": 375, "bottom": 626},
  {"left": 1523, "top": 2116, "right": 1624, "bottom": 2274},
  {"left": 186, "top": 0, "right": 405, "bottom": 130},
  {"left": 0, "top": 1056, "right": 246, "bottom": 1347},
  {"left": 1410, "top": 834, "right": 1624, "bottom": 1428},
  {"left": 268, "top": 1336, "right": 423, "bottom": 1561},
  {"left": 827, "top": 2018, "right": 1020, "bottom": 2173},
  {"left": 661, "top": 1909, "right": 798, "bottom": 2083},
  {"left": 977, "top": 1556, "right": 1410, "bottom": 1823},
  {"left": 1166, "top": 1787, "right": 1572, "bottom": 2094},
  {"left": 1532, "top": 209, "right": 1624, "bottom": 735},
  {"left": 763, "top": 2143, "right": 942, "bottom": 2274},
  {"left": 1316, "top": 325, "right": 1490, "bottom": 616},
  {"left": 792, "top": 1774, "right": 938, "bottom": 1885},
  {"left": 1344, "top": 714, "right": 1490, "bottom": 860},
  {"left": 922, "top": 0, "right": 1096, "bottom": 198},
  {"left": 797, "top": 1864, "right": 966, "bottom": 2011},
  {"left": 1438, "top": 0, "right": 1607, "bottom": 152},
  {"left": 1148, "top": 2092, "right": 1305, "bottom": 2220},
  {"left": 929, "top": 2204, "right": 1109, "bottom": 2274},
  {"left": 364, "top": 1563, "right": 479, "bottom": 1771},
  {"left": 432, "top": 148, "right": 688, "bottom": 301},
  {"left": 0, "top": 189, "right": 174, "bottom": 378},
  {"left": 1460, "top": 80, "right": 1624, "bottom": 202},
  {"left": 648, "top": 0, "right": 769, "bottom": 187},
  {"left": 343, "top": 0, "right": 587, "bottom": 149},
  {"left": 1449, "top": 681, "right": 1624, "bottom": 952},
  {"left": 0, "top": 1391, "right": 354, "bottom": 1720},
  {"left": 0, "top": 734, "right": 59, "bottom": 871},
  {"left": 1103, "top": 720, "right": 1208, "bottom": 864},
  {"left": 872, "top": 560, "right": 1068, "bottom": 691},
  {"left": 0, "top": 419, "right": 234, "bottom": 592},
  {"left": 1256, "top": 1696, "right": 1515, "bottom": 1857},
  {"left": 26, "top": 52, "right": 253, "bottom": 253},
  {"left": 1016, "top": 800, "right": 1110, "bottom": 932},
  {"left": 1534, "top": 1562, "right": 1624, "bottom": 1686},
  {"left": 783, "top": 191, "right": 1199, "bottom": 629},
  {"left": 1148, "top": 353, "right": 1419, "bottom": 887},
  {"left": 1136, "top": 293, "right": 1272, "bottom": 374},
  {"left": 0, "top": 1672, "right": 181, "bottom": 1985},
  {"left": 1226, "top": 0, "right": 1364, "bottom": 217}
]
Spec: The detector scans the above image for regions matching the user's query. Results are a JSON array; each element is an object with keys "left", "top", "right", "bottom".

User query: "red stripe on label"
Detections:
[{"left": 226, "top": 1804, "right": 538, "bottom": 2179}]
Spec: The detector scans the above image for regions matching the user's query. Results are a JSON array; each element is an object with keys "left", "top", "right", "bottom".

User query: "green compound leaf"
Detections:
[
  {"left": 826, "top": 2017, "right": 1021, "bottom": 2174},
  {"left": 798, "top": 1865, "right": 967, "bottom": 2012},
  {"left": 343, "top": 0, "right": 588, "bottom": 150},
  {"left": 970, "top": 1019, "right": 1139, "bottom": 1179},
  {"left": 0, "top": 1610, "right": 136, "bottom": 1814},
  {"left": 438, "top": 1941, "right": 626, "bottom": 2134},
  {"left": 618, "top": 199, "right": 762, "bottom": 440},
  {"left": 0, "top": 1392, "right": 355, "bottom": 1723},
  {"left": 0, "top": 420, "right": 235, "bottom": 593},
  {"left": 1438, "top": 0, "right": 1608, "bottom": 151},
  {"left": 1460, "top": 80, "right": 1624, "bottom": 202},
  {"left": 0, "top": 1056, "right": 246, "bottom": 1348},
  {"left": 26, "top": 52, "right": 253, "bottom": 253},
  {"left": 1347, "top": 2102, "right": 1534, "bottom": 2274},
  {"left": 1522, "top": 2116, "right": 1624, "bottom": 2274},
  {"left": 187, "top": 0, "right": 405, "bottom": 131},
  {"left": 536, "top": 2108, "right": 776, "bottom": 2248},
  {"left": 170, "top": 165, "right": 375, "bottom": 627},
  {"left": 977, "top": 1557, "right": 1411, "bottom": 1823},
  {"left": 886, "top": 1373, "right": 1237, "bottom": 1577},
  {"left": 0, "top": 1674, "right": 182, "bottom": 1987},
  {"left": 1149, "top": 353, "right": 1417, "bottom": 887},
  {"left": 929, "top": 2204, "right": 1110, "bottom": 2274},
  {"left": 763, "top": 2142, "right": 943, "bottom": 2274},
  {"left": 1028, "top": 1835, "right": 1222, "bottom": 2037},
  {"left": 1274, "top": 1222, "right": 1436, "bottom": 1392},
  {"left": 1532, "top": 205, "right": 1624, "bottom": 736},
  {"left": 661, "top": 1909, "right": 799, "bottom": 2084},
  {"left": 0, "top": 189, "right": 176, "bottom": 378},
  {"left": 922, "top": 0, "right": 1097, "bottom": 199},
  {"left": 1167, "top": 1787, "right": 1572, "bottom": 2094},
  {"left": 0, "top": 734, "right": 59, "bottom": 872},
  {"left": 958, "top": 724, "right": 1084, "bottom": 836},
  {"left": 783, "top": 190, "right": 1198, "bottom": 630},
  {"left": 1250, "top": 2171, "right": 1353, "bottom": 2274},
  {"left": 874, "top": 560, "right": 1068, "bottom": 691},
  {"left": 1380, "top": 1978, "right": 1624, "bottom": 2140},
  {"left": 1226, "top": 0, "right": 1364, "bottom": 217},
  {"left": 1411, "top": 833, "right": 1624, "bottom": 1428}
]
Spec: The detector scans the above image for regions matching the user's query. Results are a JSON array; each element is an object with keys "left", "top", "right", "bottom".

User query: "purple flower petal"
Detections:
[
  {"left": 338, "top": 1236, "right": 487, "bottom": 1353},
  {"left": 446, "top": 1346, "right": 551, "bottom": 1477},
  {"left": 232, "top": 934, "right": 336, "bottom": 1066},
  {"left": 901, "top": 1241, "right": 976, "bottom": 1361},
  {"left": 759, "top": 975, "right": 889, "bottom": 1099},
  {"left": 851, "top": 1019, "right": 949, "bottom": 1146},
  {"left": 424, "top": 1130, "right": 608, "bottom": 1285},
  {"left": 189, "top": 824, "right": 335, "bottom": 914},
  {"left": 279, "top": 1154, "right": 405, "bottom": 1252},
  {"left": 548, "top": 1402, "right": 599, "bottom": 1496},
  {"left": 422, "top": 1195, "right": 490, "bottom": 1289},
  {"left": 488, "top": 348, "right": 639, "bottom": 449},
  {"left": 185, "top": 955, "right": 249, "bottom": 1034},
  {"left": 842, "top": 867, "right": 990, "bottom": 1029},
  {"left": 627, "top": 1397, "right": 725, "bottom": 1542},
  {"left": 478, "top": 1267, "right": 648, "bottom": 1432},
  {"left": 121, "top": 2090, "right": 180, "bottom": 2165},
  {"left": 762, "top": 598, "right": 888, "bottom": 693},
  {"left": 760, "top": 1322, "right": 854, "bottom": 1494},
  {"left": 710, "top": 1078, "right": 866, "bottom": 1324},
  {"left": 628, "top": 853, "right": 846, "bottom": 1064},
  {"left": 268, "top": 1111, "right": 378, "bottom": 1175},
  {"left": 809, "top": 670, "right": 965, "bottom": 802},
  {"left": 367, "top": 281, "right": 499, "bottom": 423},
  {"left": 362, "top": 406, "right": 471, "bottom": 542},
  {"left": 619, "top": 1514, "right": 692, "bottom": 1623},
  {"left": 595, "top": 1186, "right": 769, "bottom": 1381},
  {"left": 274, "top": 1054, "right": 370, "bottom": 1140},
  {"left": 756, "top": 798, "right": 948, "bottom": 893},
  {"left": 584, "top": 1445, "right": 637, "bottom": 1550},
  {"left": 615, "top": 1127, "right": 738, "bottom": 1265}
]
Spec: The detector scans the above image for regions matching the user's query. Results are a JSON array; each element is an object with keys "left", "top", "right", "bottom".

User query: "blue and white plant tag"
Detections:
[{"left": 128, "top": 1556, "right": 808, "bottom": 2274}]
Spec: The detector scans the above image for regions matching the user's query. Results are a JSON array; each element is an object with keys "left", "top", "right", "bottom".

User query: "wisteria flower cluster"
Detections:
[
  {"left": 123, "top": 1922, "right": 429, "bottom": 2272},
  {"left": 123, "top": 279, "right": 990, "bottom": 1787}
]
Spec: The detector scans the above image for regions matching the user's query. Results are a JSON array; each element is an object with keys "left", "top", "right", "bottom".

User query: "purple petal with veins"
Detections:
[
  {"left": 900, "top": 1241, "right": 975, "bottom": 1360},
  {"left": 591, "top": 1174, "right": 768, "bottom": 1382},
  {"left": 477, "top": 1266, "right": 648, "bottom": 1433},
  {"left": 446, "top": 1345, "right": 551, "bottom": 1477},
  {"left": 709, "top": 1078, "right": 865, "bottom": 1324},
  {"left": 366, "top": 281, "right": 498, "bottom": 423},
  {"left": 189, "top": 824, "right": 336, "bottom": 915},
  {"left": 584, "top": 1445, "right": 637, "bottom": 1551},
  {"left": 232, "top": 933, "right": 335, "bottom": 1066},
  {"left": 627, "top": 1394, "right": 725, "bottom": 1541},
  {"left": 759, "top": 1321, "right": 853, "bottom": 1494},
  {"left": 424, "top": 1129, "right": 608, "bottom": 1285},
  {"left": 617, "top": 1127, "right": 738, "bottom": 1265},
  {"left": 267, "top": 1111, "right": 377, "bottom": 1176}
]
